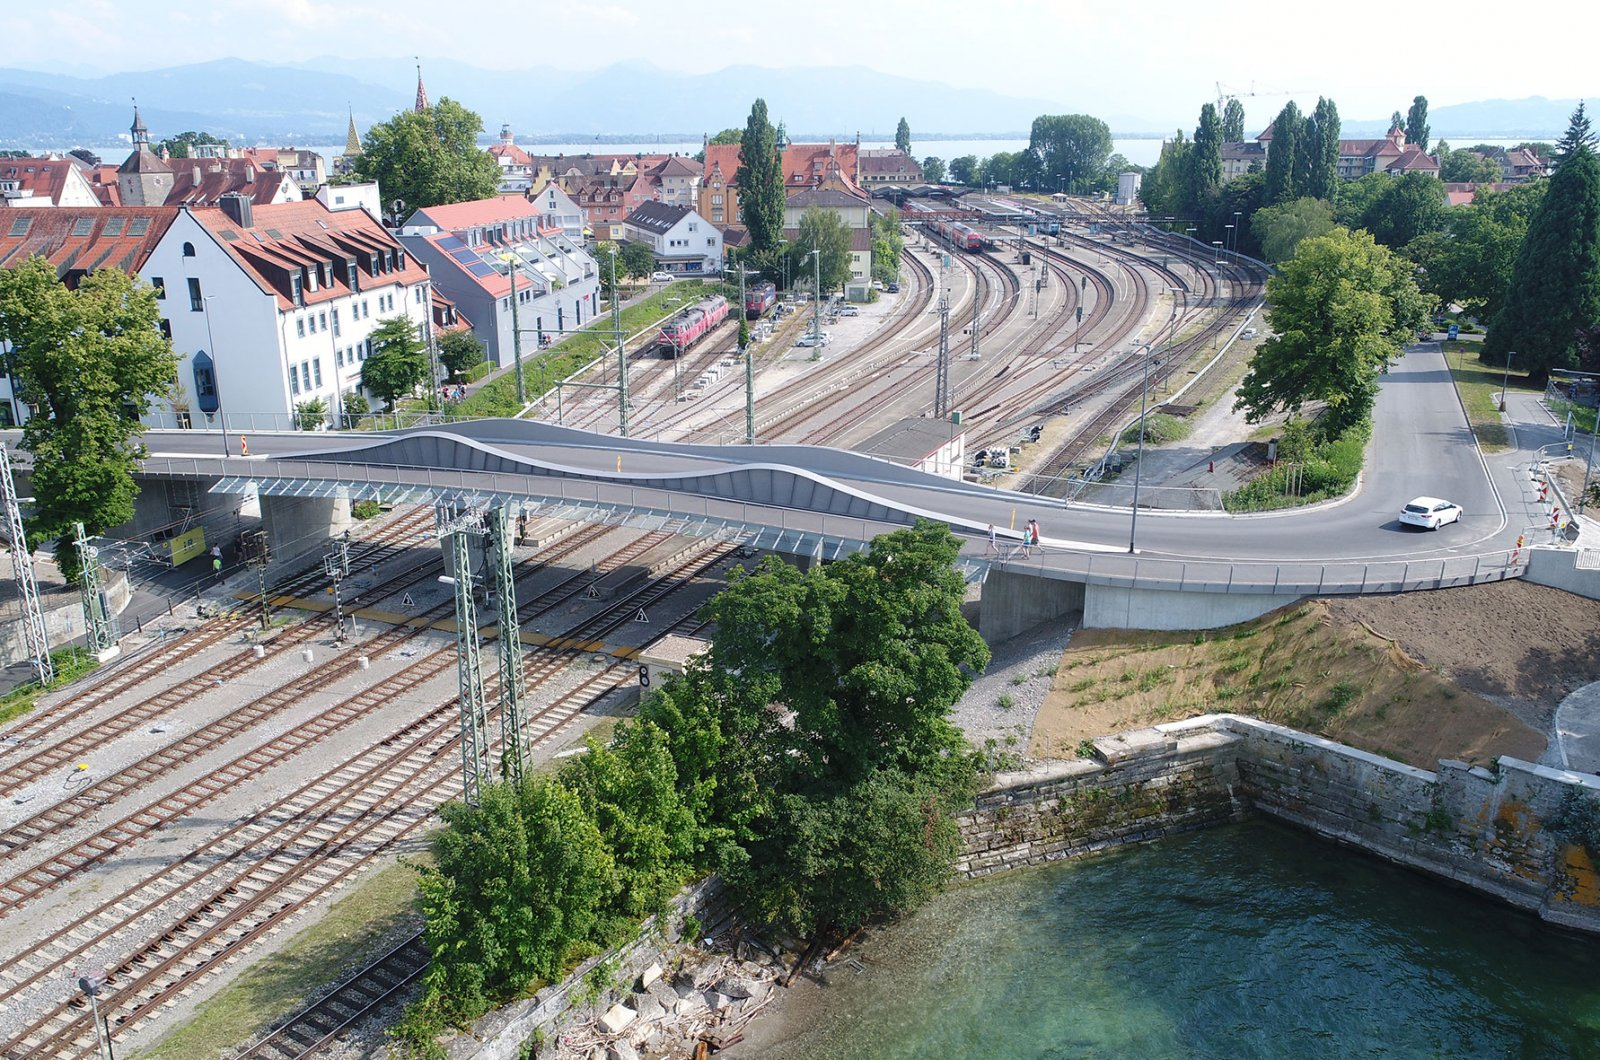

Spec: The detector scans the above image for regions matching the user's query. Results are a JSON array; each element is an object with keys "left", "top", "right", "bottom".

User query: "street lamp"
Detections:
[
  {"left": 724, "top": 256, "right": 757, "bottom": 445},
  {"left": 809, "top": 248, "right": 821, "bottom": 347},
  {"left": 1212, "top": 240, "right": 1224, "bottom": 265},
  {"left": 78, "top": 968, "right": 115, "bottom": 1060},
  {"left": 1128, "top": 341, "right": 1154, "bottom": 554},
  {"left": 499, "top": 253, "right": 527, "bottom": 405},
  {"left": 1232, "top": 211, "right": 1242, "bottom": 255}
]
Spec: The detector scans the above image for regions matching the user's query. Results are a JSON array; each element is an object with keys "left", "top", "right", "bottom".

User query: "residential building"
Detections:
[
  {"left": 117, "top": 108, "right": 174, "bottom": 207},
  {"left": 315, "top": 181, "right": 383, "bottom": 218},
  {"left": 238, "top": 148, "right": 327, "bottom": 197},
  {"left": 531, "top": 182, "right": 585, "bottom": 242},
  {"left": 163, "top": 157, "right": 302, "bottom": 207},
  {"left": 572, "top": 172, "right": 656, "bottom": 241},
  {"left": 858, "top": 149, "right": 922, "bottom": 185},
  {"left": 651, "top": 156, "right": 702, "bottom": 207},
  {"left": 702, "top": 158, "right": 733, "bottom": 224},
  {"left": 701, "top": 139, "right": 865, "bottom": 235},
  {"left": 399, "top": 195, "right": 601, "bottom": 368},
  {"left": 1220, "top": 141, "right": 1266, "bottom": 181},
  {"left": 1502, "top": 147, "right": 1549, "bottom": 182},
  {"left": 0, "top": 156, "right": 102, "bottom": 208},
  {"left": 782, "top": 185, "right": 870, "bottom": 231},
  {"left": 781, "top": 225, "right": 873, "bottom": 300},
  {"left": 621, "top": 202, "right": 722, "bottom": 276},
  {"left": 1387, "top": 144, "right": 1440, "bottom": 176},
  {"left": 1252, "top": 122, "right": 1441, "bottom": 182},
  {"left": 0, "top": 199, "right": 431, "bottom": 427},
  {"left": 489, "top": 124, "right": 535, "bottom": 193}
]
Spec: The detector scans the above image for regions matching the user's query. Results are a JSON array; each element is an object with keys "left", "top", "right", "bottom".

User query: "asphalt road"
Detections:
[{"left": 78, "top": 342, "right": 1515, "bottom": 573}]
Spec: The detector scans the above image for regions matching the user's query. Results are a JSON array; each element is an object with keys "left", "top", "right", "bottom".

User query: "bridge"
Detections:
[{"left": 116, "top": 346, "right": 1561, "bottom": 639}]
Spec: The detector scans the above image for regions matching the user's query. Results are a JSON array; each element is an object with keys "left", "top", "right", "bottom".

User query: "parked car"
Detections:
[
  {"left": 838, "top": 304, "right": 860, "bottom": 316},
  {"left": 650, "top": 271, "right": 674, "bottom": 284},
  {"left": 795, "top": 332, "right": 832, "bottom": 348},
  {"left": 1398, "top": 496, "right": 1463, "bottom": 530},
  {"left": 886, "top": 282, "right": 900, "bottom": 293}
]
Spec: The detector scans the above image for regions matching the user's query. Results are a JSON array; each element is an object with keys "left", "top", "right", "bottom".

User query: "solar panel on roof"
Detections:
[
  {"left": 102, "top": 217, "right": 126, "bottom": 237},
  {"left": 128, "top": 218, "right": 150, "bottom": 236},
  {"left": 436, "top": 234, "right": 467, "bottom": 251},
  {"left": 71, "top": 217, "right": 94, "bottom": 237},
  {"left": 7, "top": 216, "right": 31, "bottom": 237},
  {"left": 221, "top": 231, "right": 240, "bottom": 241},
  {"left": 467, "top": 262, "right": 496, "bottom": 278},
  {"left": 265, "top": 229, "right": 284, "bottom": 239},
  {"left": 449, "top": 248, "right": 478, "bottom": 265}
]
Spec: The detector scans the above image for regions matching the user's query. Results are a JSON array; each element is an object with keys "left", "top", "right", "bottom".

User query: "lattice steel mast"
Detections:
[
  {"left": 438, "top": 504, "right": 491, "bottom": 806},
  {"left": 489, "top": 506, "right": 526, "bottom": 782},
  {"left": 75, "top": 522, "right": 118, "bottom": 657},
  {"left": 0, "top": 445, "right": 50, "bottom": 685}
]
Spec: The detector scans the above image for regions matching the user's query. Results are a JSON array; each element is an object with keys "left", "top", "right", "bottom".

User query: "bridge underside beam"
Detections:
[
  {"left": 1082, "top": 584, "right": 1298, "bottom": 631},
  {"left": 979, "top": 569, "right": 1085, "bottom": 645}
]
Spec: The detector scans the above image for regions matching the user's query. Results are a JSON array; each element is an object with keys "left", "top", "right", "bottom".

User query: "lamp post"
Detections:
[
  {"left": 1225, "top": 224, "right": 1235, "bottom": 263},
  {"left": 809, "top": 248, "right": 821, "bottom": 347},
  {"left": 499, "top": 254, "right": 526, "bottom": 405},
  {"left": 1212, "top": 240, "right": 1224, "bottom": 265},
  {"left": 1232, "top": 211, "right": 1242, "bottom": 257},
  {"left": 725, "top": 256, "right": 756, "bottom": 445},
  {"left": 1499, "top": 346, "right": 1514, "bottom": 413},
  {"left": 78, "top": 968, "right": 115, "bottom": 1060},
  {"left": 1128, "top": 341, "right": 1153, "bottom": 553}
]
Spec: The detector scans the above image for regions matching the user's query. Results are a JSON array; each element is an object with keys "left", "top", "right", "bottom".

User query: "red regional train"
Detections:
[
  {"left": 743, "top": 281, "right": 777, "bottom": 319},
  {"left": 906, "top": 201, "right": 984, "bottom": 252},
  {"left": 658, "top": 295, "right": 729, "bottom": 357}
]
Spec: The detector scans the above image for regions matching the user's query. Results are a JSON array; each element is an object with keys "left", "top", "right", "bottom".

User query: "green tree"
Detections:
[
  {"left": 1391, "top": 110, "right": 1407, "bottom": 134},
  {"left": 156, "top": 131, "right": 227, "bottom": 159},
  {"left": 413, "top": 778, "right": 615, "bottom": 1024},
  {"left": 341, "top": 391, "right": 369, "bottom": 426},
  {"left": 1139, "top": 132, "right": 1191, "bottom": 219},
  {"left": 788, "top": 207, "right": 853, "bottom": 295},
  {"left": 438, "top": 329, "right": 486, "bottom": 380},
  {"left": 948, "top": 155, "right": 979, "bottom": 185},
  {"left": 895, "top": 117, "right": 911, "bottom": 155},
  {"left": 1236, "top": 227, "right": 1431, "bottom": 435},
  {"left": 1409, "top": 181, "right": 1545, "bottom": 318},
  {"left": 1028, "top": 113, "right": 1112, "bottom": 194},
  {"left": 1188, "top": 103, "right": 1224, "bottom": 210},
  {"left": 1263, "top": 101, "right": 1304, "bottom": 206},
  {"left": 1212, "top": 170, "right": 1268, "bottom": 259},
  {"left": 618, "top": 240, "right": 657, "bottom": 281},
  {"left": 1304, "top": 97, "right": 1341, "bottom": 201},
  {"left": 1440, "top": 148, "right": 1502, "bottom": 184},
  {"left": 1252, "top": 196, "right": 1336, "bottom": 263},
  {"left": 695, "top": 127, "right": 742, "bottom": 163},
  {"left": 1360, "top": 172, "right": 1447, "bottom": 250},
  {"left": 360, "top": 317, "right": 428, "bottom": 408},
  {"left": 0, "top": 260, "right": 176, "bottom": 578},
  {"left": 294, "top": 397, "right": 327, "bottom": 431},
  {"left": 736, "top": 99, "right": 785, "bottom": 254},
  {"left": 354, "top": 97, "right": 500, "bottom": 215},
  {"left": 1485, "top": 104, "right": 1600, "bottom": 382},
  {"left": 1334, "top": 171, "right": 1392, "bottom": 229},
  {"left": 1405, "top": 95, "right": 1430, "bottom": 147},
  {"left": 68, "top": 148, "right": 100, "bottom": 168},
  {"left": 921, "top": 156, "right": 946, "bottom": 183},
  {"left": 870, "top": 207, "right": 905, "bottom": 285},
  {"left": 1222, "top": 98, "right": 1246, "bottom": 143}
]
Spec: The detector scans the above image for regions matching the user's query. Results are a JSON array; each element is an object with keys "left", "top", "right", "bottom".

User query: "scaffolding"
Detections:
[{"left": 0, "top": 445, "right": 51, "bottom": 685}]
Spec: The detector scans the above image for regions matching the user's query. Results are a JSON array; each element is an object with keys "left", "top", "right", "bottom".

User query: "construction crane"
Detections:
[{"left": 1215, "top": 82, "right": 1308, "bottom": 116}]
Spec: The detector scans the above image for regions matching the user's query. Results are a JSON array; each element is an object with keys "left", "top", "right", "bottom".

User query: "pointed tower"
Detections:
[
  {"left": 117, "top": 105, "right": 171, "bottom": 207},
  {"left": 775, "top": 119, "right": 789, "bottom": 151},
  {"left": 345, "top": 108, "right": 362, "bottom": 156},
  {"left": 415, "top": 63, "right": 429, "bottom": 113}
]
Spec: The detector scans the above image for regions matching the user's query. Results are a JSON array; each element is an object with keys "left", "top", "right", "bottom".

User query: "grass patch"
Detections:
[
  {"left": 0, "top": 647, "right": 98, "bottom": 726},
  {"left": 1442, "top": 341, "right": 1537, "bottom": 452},
  {"left": 458, "top": 281, "right": 711, "bottom": 418},
  {"left": 1120, "top": 412, "right": 1191, "bottom": 447},
  {"left": 1223, "top": 418, "right": 1370, "bottom": 513},
  {"left": 141, "top": 859, "right": 423, "bottom": 1060}
]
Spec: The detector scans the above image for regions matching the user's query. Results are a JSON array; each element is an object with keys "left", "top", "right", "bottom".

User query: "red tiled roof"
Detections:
[
  {"left": 0, "top": 157, "right": 94, "bottom": 207},
  {"left": 191, "top": 199, "right": 428, "bottom": 311},
  {"left": 489, "top": 142, "right": 533, "bottom": 166},
  {"left": 1387, "top": 145, "right": 1440, "bottom": 173},
  {"left": 0, "top": 207, "right": 178, "bottom": 280},
  {"left": 704, "top": 142, "right": 864, "bottom": 194},
  {"left": 164, "top": 159, "right": 297, "bottom": 207},
  {"left": 409, "top": 195, "right": 546, "bottom": 231}
]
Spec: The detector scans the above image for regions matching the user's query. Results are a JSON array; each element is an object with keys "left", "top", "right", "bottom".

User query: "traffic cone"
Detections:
[{"left": 240, "top": 435, "right": 250, "bottom": 457}]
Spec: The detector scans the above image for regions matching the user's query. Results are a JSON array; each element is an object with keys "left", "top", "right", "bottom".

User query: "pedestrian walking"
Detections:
[
  {"left": 1030, "top": 519, "right": 1043, "bottom": 549},
  {"left": 986, "top": 523, "right": 997, "bottom": 556},
  {"left": 210, "top": 544, "right": 223, "bottom": 577}
]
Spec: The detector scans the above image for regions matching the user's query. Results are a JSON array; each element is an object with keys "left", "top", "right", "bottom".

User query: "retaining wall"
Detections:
[{"left": 961, "top": 714, "right": 1600, "bottom": 934}]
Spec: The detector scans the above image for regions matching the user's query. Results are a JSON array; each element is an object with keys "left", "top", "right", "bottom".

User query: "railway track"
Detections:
[{"left": 0, "top": 535, "right": 739, "bottom": 1059}]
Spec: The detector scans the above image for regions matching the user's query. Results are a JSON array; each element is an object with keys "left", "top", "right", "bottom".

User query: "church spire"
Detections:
[
  {"left": 344, "top": 107, "right": 362, "bottom": 156},
  {"left": 414, "top": 60, "right": 429, "bottom": 113},
  {"left": 130, "top": 103, "right": 149, "bottom": 146}
]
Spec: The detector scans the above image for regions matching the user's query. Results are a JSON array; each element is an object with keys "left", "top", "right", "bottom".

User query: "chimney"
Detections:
[{"left": 219, "top": 191, "right": 253, "bottom": 228}]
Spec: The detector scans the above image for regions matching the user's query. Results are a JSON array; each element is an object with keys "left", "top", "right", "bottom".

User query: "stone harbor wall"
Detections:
[{"left": 962, "top": 714, "right": 1600, "bottom": 934}]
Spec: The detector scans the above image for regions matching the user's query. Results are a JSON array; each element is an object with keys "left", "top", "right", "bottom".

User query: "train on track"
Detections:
[
  {"left": 743, "top": 281, "right": 777, "bottom": 319},
  {"left": 906, "top": 201, "right": 985, "bottom": 252},
  {"left": 658, "top": 295, "right": 729, "bottom": 357}
]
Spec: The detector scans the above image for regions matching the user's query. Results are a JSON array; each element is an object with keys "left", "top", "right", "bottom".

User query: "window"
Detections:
[
  {"left": 307, "top": 314, "right": 316, "bottom": 334},
  {"left": 158, "top": 319, "right": 171, "bottom": 339},
  {"left": 331, "top": 308, "right": 340, "bottom": 337},
  {"left": 289, "top": 364, "right": 300, "bottom": 394},
  {"left": 707, "top": 238, "right": 715, "bottom": 247},
  {"left": 347, "top": 260, "right": 359, "bottom": 291},
  {"left": 318, "top": 311, "right": 327, "bottom": 332},
  {"left": 188, "top": 278, "right": 203, "bottom": 311},
  {"left": 152, "top": 277, "right": 166, "bottom": 299},
  {"left": 335, "top": 347, "right": 343, "bottom": 367},
  {"left": 688, "top": 223, "right": 697, "bottom": 232},
  {"left": 301, "top": 360, "right": 311, "bottom": 388},
  {"left": 182, "top": 241, "right": 196, "bottom": 257},
  {"left": 296, "top": 318, "right": 306, "bottom": 338},
  {"left": 361, "top": 300, "right": 369, "bottom": 319},
  {"left": 312, "top": 358, "right": 323, "bottom": 387},
  {"left": 291, "top": 271, "right": 304, "bottom": 306}
]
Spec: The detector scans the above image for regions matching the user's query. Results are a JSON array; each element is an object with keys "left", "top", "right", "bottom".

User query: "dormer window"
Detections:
[
  {"left": 306, "top": 267, "right": 318, "bottom": 293},
  {"left": 290, "top": 271, "right": 304, "bottom": 306},
  {"left": 347, "top": 259, "right": 359, "bottom": 292}
]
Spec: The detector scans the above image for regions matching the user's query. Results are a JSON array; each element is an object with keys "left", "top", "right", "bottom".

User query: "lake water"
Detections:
[{"left": 734, "top": 819, "right": 1600, "bottom": 1059}]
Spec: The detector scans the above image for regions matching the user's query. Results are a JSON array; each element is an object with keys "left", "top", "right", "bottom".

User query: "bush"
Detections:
[
  {"left": 351, "top": 500, "right": 382, "bottom": 520},
  {"left": 1223, "top": 417, "right": 1371, "bottom": 512},
  {"left": 1120, "top": 412, "right": 1191, "bottom": 447}
]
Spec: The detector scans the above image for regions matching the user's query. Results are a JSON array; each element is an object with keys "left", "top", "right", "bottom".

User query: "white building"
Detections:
[
  {"left": 316, "top": 181, "right": 384, "bottom": 219},
  {"left": 621, "top": 202, "right": 722, "bottom": 277},
  {"left": 532, "top": 182, "right": 585, "bottom": 242},
  {"left": 0, "top": 156, "right": 102, "bottom": 208},
  {"left": 1115, "top": 172, "right": 1142, "bottom": 206}
]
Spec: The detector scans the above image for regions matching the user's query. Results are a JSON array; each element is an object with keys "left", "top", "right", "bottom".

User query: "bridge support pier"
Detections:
[
  {"left": 979, "top": 569, "right": 1084, "bottom": 645},
  {"left": 260, "top": 495, "right": 352, "bottom": 573},
  {"left": 1082, "top": 584, "right": 1296, "bottom": 631}
]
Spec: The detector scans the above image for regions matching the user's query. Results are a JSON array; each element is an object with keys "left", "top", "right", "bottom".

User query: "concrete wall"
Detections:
[
  {"left": 260, "top": 494, "right": 352, "bottom": 573},
  {"left": 1523, "top": 546, "right": 1600, "bottom": 601},
  {"left": 978, "top": 569, "right": 1084, "bottom": 644},
  {"left": 962, "top": 714, "right": 1600, "bottom": 935},
  {"left": 0, "top": 569, "right": 132, "bottom": 667},
  {"left": 1082, "top": 584, "right": 1296, "bottom": 631}
]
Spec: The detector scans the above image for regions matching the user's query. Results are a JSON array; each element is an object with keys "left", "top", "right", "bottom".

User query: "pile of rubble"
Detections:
[{"left": 553, "top": 950, "right": 783, "bottom": 1059}]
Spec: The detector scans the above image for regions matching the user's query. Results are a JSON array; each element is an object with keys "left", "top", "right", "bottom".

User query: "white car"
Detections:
[
  {"left": 1398, "top": 496, "right": 1463, "bottom": 530},
  {"left": 837, "top": 304, "right": 860, "bottom": 316},
  {"left": 649, "top": 271, "right": 674, "bottom": 284},
  {"left": 794, "top": 332, "right": 831, "bottom": 348}
]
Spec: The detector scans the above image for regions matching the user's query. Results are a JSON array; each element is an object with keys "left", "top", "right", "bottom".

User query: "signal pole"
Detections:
[
  {"left": 934, "top": 289, "right": 951, "bottom": 417},
  {"left": 323, "top": 532, "right": 350, "bottom": 643},
  {"left": 75, "top": 522, "right": 118, "bottom": 659},
  {"left": 611, "top": 249, "right": 629, "bottom": 438}
]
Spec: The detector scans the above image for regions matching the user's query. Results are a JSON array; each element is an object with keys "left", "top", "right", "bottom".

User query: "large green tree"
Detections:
[
  {"left": 895, "top": 117, "right": 911, "bottom": 155},
  {"left": 1028, "top": 113, "right": 1113, "bottom": 194},
  {"left": 360, "top": 316, "right": 428, "bottom": 408},
  {"left": 1236, "top": 227, "right": 1431, "bottom": 435},
  {"left": 921, "top": 156, "right": 946, "bottom": 183},
  {"left": 437, "top": 328, "right": 486, "bottom": 380},
  {"left": 0, "top": 260, "right": 176, "bottom": 577},
  {"left": 1485, "top": 104, "right": 1600, "bottom": 381},
  {"left": 1188, "top": 103, "right": 1224, "bottom": 210},
  {"left": 354, "top": 97, "right": 500, "bottom": 215},
  {"left": 1408, "top": 181, "right": 1545, "bottom": 319},
  {"left": 1222, "top": 98, "right": 1246, "bottom": 143},
  {"left": 156, "top": 131, "right": 228, "bottom": 159},
  {"left": 1263, "top": 101, "right": 1304, "bottom": 206},
  {"left": 948, "top": 155, "right": 979, "bottom": 185},
  {"left": 1440, "top": 148, "right": 1502, "bottom": 184},
  {"left": 1304, "top": 97, "right": 1341, "bottom": 201},
  {"left": 1252, "top": 196, "right": 1336, "bottom": 263},
  {"left": 695, "top": 126, "right": 742, "bottom": 163},
  {"left": 1139, "top": 131, "right": 1191, "bottom": 219},
  {"left": 870, "top": 207, "right": 905, "bottom": 285},
  {"left": 788, "top": 207, "right": 854, "bottom": 295},
  {"left": 736, "top": 99, "right": 785, "bottom": 254},
  {"left": 1405, "top": 95, "right": 1431, "bottom": 147},
  {"left": 1359, "top": 172, "right": 1447, "bottom": 249},
  {"left": 618, "top": 240, "right": 657, "bottom": 281}
]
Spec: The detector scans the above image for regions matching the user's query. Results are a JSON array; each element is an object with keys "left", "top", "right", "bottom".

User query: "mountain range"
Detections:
[{"left": 0, "top": 58, "right": 1581, "bottom": 149}]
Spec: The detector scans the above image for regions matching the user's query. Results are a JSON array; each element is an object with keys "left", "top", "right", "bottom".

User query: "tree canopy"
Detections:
[
  {"left": 948, "top": 155, "right": 978, "bottom": 185},
  {"left": 437, "top": 329, "right": 485, "bottom": 381},
  {"left": 736, "top": 99, "right": 785, "bottom": 255},
  {"left": 1236, "top": 227, "right": 1431, "bottom": 435},
  {"left": 1408, "top": 181, "right": 1545, "bottom": 319},
  {"left": 788, "top": 207, "right": 853, "bottom": 295},
  {"left": 1188, "top": 103, "right": 1224, "bottom": 209},
  {"left": 618, "top": 240, "right": 657, "bottom": 281},
  {"left": 1405, "top": 95, "right": 1431, "bottom": 147},
  {"left": 921, "top": 156, "right": 946, "bottom": 183},
  {"left": 1222, "top": 98, "right": 1246, "bottom": 143},
  {"left": 1439, "top": 148, "right": 1502, "bottom": 184},
  {"left": 1358, "top": 172, "right": 1447, "bottom": 250},
  {"left": 156, "top": 131, "right": 228, "bottom": 159},
  {"left": 1485, "top": 104, "right": 1600, "bottom": 381},
  {"left": 360, "top": 316, "right": 429, "bottom": 408},
  {"left": 1028, "top": 113, "right": 1112, "bottom": 193},
  {"left": 895, "top": 117, "right": 911, "bottom": 155},
  {"left": 354, "top": 98, "right": 500, "bottom": 215},
  {"left": 0, "top": 260, "right": 176, "bottom": 577},
  {"left": 1263, "top": 101, "right": 1304, "bottom": 206},
  {"left": 1252, "top": 196, "right": 1336, "bottom": 263},
  {"left": 1304, "top": 98, "right": 1341, "bottom": 202}
]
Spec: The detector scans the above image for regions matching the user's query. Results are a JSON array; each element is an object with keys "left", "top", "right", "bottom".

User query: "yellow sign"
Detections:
[{"left": 169, "top": 527, "right": 207, "bottom": 566}]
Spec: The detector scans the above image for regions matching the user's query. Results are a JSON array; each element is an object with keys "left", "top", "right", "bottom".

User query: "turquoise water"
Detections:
[{"left": 754, "top": 820, "right": 1600, "bottom": 1059}]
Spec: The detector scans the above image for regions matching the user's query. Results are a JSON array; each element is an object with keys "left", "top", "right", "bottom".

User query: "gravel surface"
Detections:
[{"left": 952, "top": 598, "right": 1072, "bottom": 762}]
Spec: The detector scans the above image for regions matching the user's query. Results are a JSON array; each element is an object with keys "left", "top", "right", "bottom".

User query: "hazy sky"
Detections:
[{"left": 14, "top": 0, "right": 1595, "bottom": 124}]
